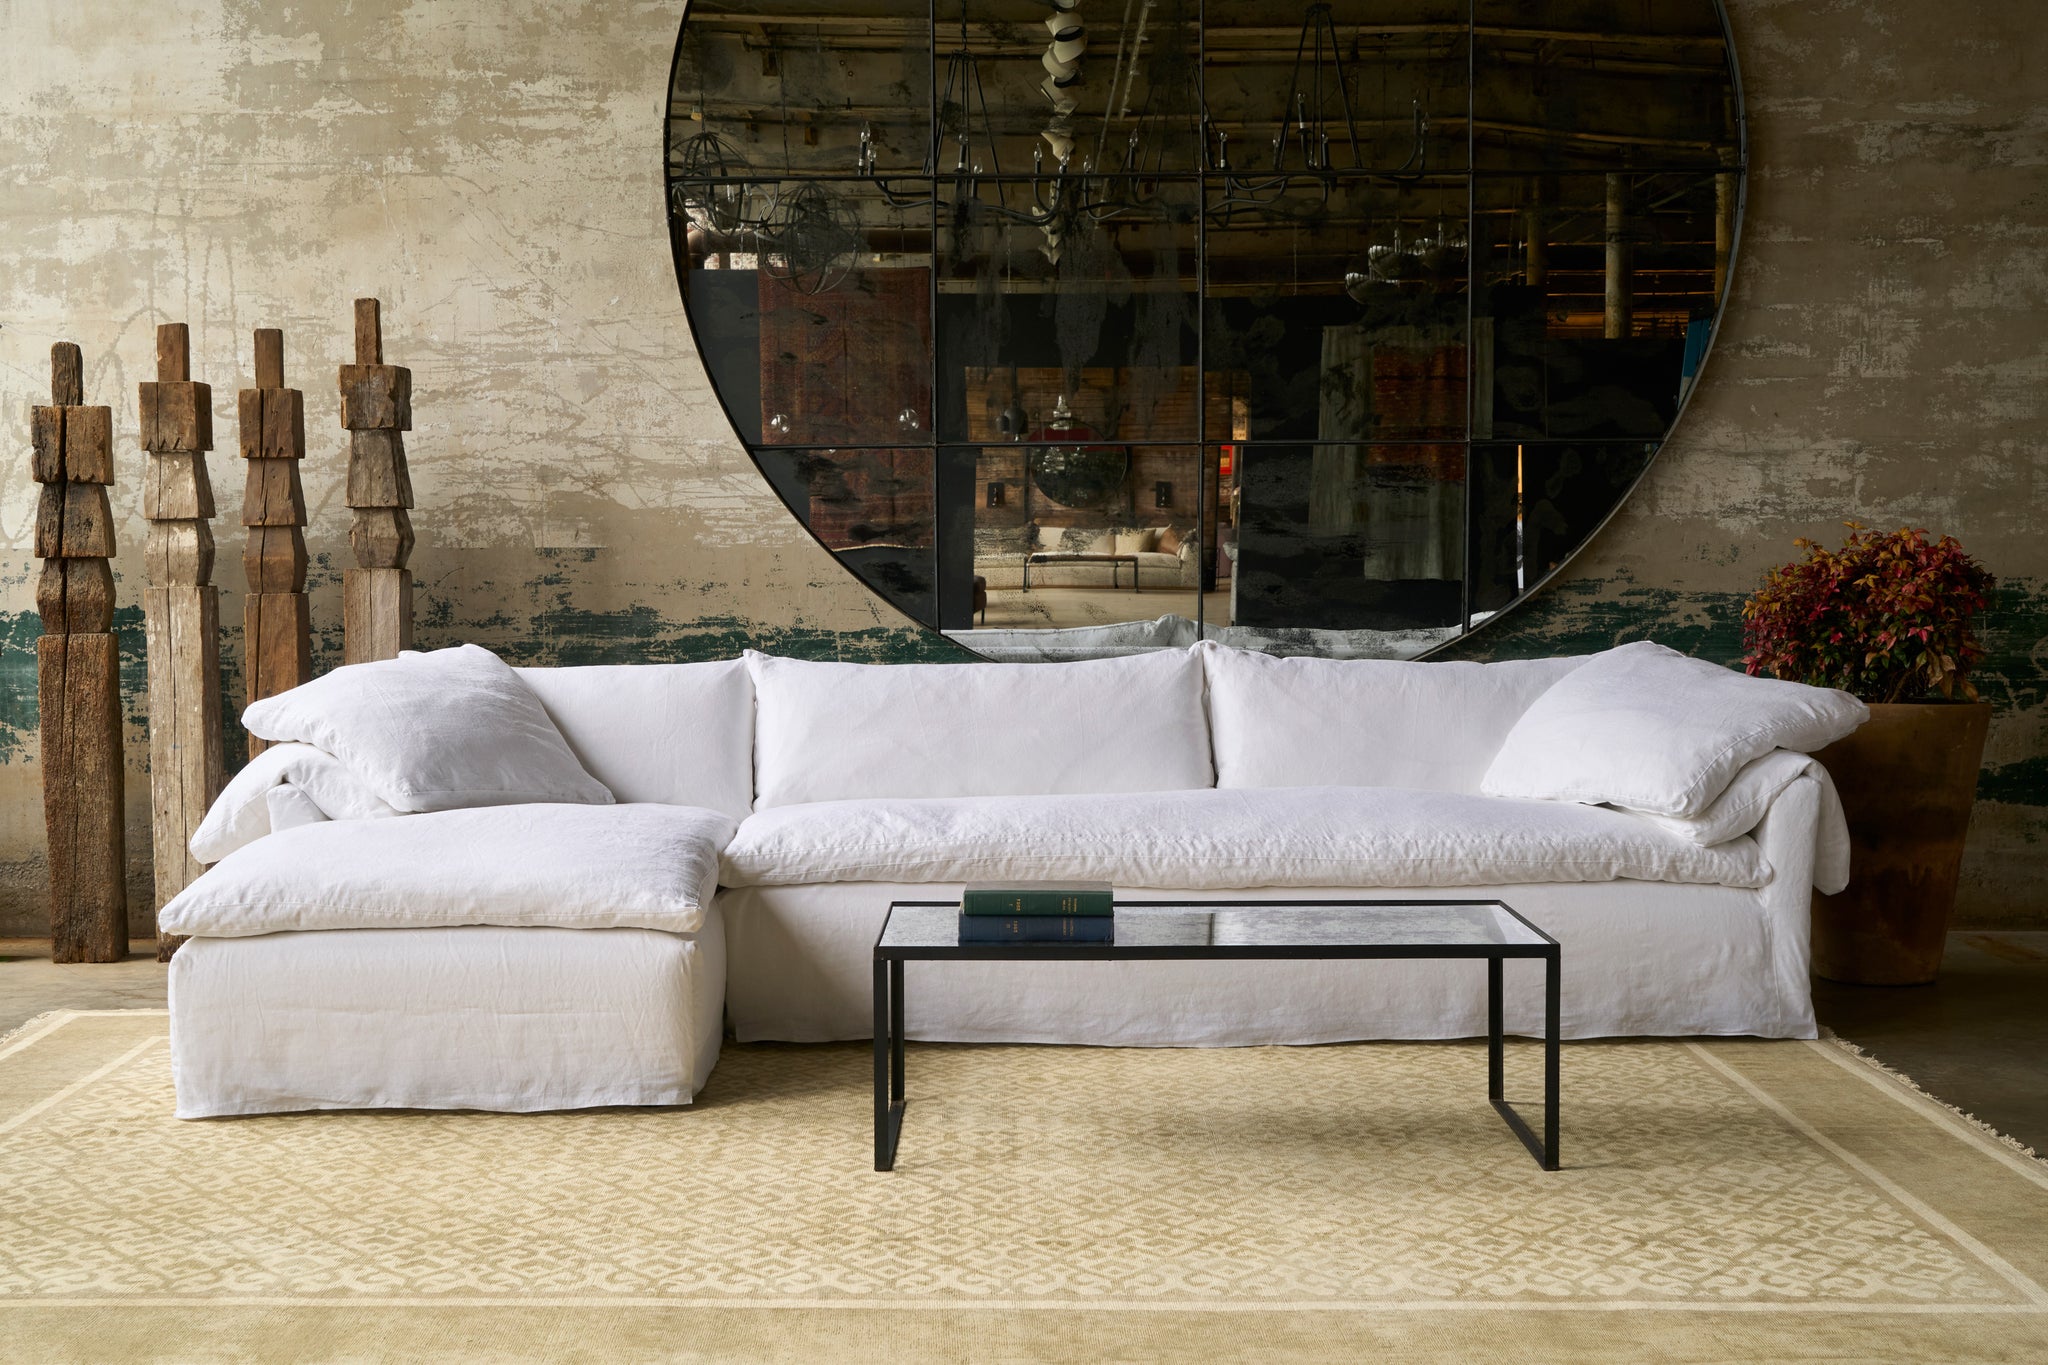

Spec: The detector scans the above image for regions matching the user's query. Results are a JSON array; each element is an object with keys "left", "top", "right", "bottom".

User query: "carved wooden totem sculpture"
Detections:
[
  {"left": 141, "top": 322, "right": 224, "bottom": 952},
  {"left": 340, "top": 298, "right": 414, "bottom": 663},
  {"left": 32, "top": 342, "right": 128, "bottom": 963},
  {"left": 239, "top": 327, "right": 311, "bottom": 751}
]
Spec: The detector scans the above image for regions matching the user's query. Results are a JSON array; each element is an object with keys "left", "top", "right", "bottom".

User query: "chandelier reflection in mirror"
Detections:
[{"left": 668, "top": 1, "right": 1745, "bottom": 661}]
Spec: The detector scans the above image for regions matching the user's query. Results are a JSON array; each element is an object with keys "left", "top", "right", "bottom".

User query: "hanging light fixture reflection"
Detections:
[{"left": 1207, "top": 3, "right": 1429, "bottom": 223}]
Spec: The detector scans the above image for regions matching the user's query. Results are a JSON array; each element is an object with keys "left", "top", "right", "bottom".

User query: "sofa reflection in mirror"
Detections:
[{"left": 964, "top": 378, "right": 1209, "bottom": 629}]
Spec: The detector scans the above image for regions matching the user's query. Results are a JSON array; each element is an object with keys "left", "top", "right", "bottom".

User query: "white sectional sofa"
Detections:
[
  {"left": 973, "top": 523, "right": 1204, "bottom": 592},
  {"left": 162, "top": 641, "right": 1859, "bottom": 1117}
]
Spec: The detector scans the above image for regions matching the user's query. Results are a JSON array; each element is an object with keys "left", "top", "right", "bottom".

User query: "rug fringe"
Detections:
[
  {"left": 0, "top": 1009, "right": 76, "bottom": 1053},
  {"left": 1818, "top": 1027, "right": 2045, "bottom": 1166}
]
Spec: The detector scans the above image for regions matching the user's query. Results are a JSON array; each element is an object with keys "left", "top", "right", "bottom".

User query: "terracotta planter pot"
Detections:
[{"left": 1810, "top": 701, "right": 1990, "bottom": 985}]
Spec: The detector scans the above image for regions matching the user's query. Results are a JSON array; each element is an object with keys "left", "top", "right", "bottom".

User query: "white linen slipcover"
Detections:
[
  {"left": 1481, "top": 640, "right": 1868, "bottom": 817},
  {"left": 242, "top": 643, "right": 614, "bottom": 812},
  {"left": 1631, "top": 750, "right": 1851, "bottom": 869},
  {"left": 1199, "top": 642, "right": 1587, "bottom": 792},
  {"left": 169, "top": 916, "right": 725, "bottom": 1117},
  {"left": 720, "top": 775, "right": 1828, "bottom": 1045},
  {"left": 263, "top": 783, "right": 331, "bottom": 833},
  {"left": 719, "top": 786, "right": 1768, "bottom": 891},
  {"left": 745, "top": 647, "right": 1213, "bottom": 808},
  {"left": 188, "top": 740, "right": 400, "bottom": 863},
  {"left": 159, "top": 803, "right": 735, "bottom": 938},
  {"left": 516, "top": 659, "right": 755, "bottom": 821}
]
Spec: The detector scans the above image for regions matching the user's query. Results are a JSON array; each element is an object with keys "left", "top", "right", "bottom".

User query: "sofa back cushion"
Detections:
[
  {"left": 748, "top": 648, "right": 1213, "bottom": 808},
  {"left": 515, "top": 660, "right": 754, "bottom": 820},
  {"left": 1199, "top": 642, "right": 1587, "bottom": 793}
]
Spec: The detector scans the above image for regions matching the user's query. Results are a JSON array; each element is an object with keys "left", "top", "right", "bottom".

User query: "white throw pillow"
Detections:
[
  {"left": 189, "top": 742, "right": 401, "bottom": 863},
  {"left": 241, "top": 644, "right": 613, "bottom": 813},
  {"left": 1112, "top": 528, "right": 1156, "bottom": 555},
  {"left": 1200, "top": 642, "right": 1587, "bottom": 793},
  {"left": 1622, "top": 749, "right": 1814, "bottom": 846},
  {"left": 160, "top": 803, "right": 734, "bottom": 938},
  {"left": 747, "top": 648, "right": 1212, "bottom": 808},
  {"left": 1480, "top": 641, "right": 1867, "bottom": 818},
  {"left": 516, "top": 660, "right": 754, "bottom": 820}
]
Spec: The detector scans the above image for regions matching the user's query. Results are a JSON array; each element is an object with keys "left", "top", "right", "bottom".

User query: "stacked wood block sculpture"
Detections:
[
  {"left": 31, "top": 343, "right": 128, "bottom": 963},
  {"left": 141, "top": 323, "right": 224, "bottom": 948},
  {"left": 239, "top": 328, "right": 312, "bottom": 751},
  {"left": 340, "top": 298, "right": 414, "bottom": 664}
]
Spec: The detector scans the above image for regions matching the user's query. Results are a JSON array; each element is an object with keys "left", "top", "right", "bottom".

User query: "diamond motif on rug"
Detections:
[{"left": 0, "top": 1015, "right": 2039, "bottom": 1308}]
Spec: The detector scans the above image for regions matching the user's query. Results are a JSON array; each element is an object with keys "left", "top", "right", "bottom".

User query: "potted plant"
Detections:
[{"left": 1742, "top": 524, "right": 1996, "bottom": 985}]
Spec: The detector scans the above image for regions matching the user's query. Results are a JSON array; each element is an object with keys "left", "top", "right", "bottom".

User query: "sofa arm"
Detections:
[
  {"left": 1174, "top": 534, "right": 1202, "bottom": 587},
  {"left": 1751, "top": 773, "right": 1826, "bottom": 1037}
]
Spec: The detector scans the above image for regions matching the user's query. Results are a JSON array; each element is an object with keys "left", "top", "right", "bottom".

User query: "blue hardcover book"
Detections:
[{"left": 958, "top": 913, "right": 1114, "bottom": 945}]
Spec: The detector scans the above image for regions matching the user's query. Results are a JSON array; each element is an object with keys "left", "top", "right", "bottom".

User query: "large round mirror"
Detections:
[{"left": 668, "top": 1, "right": 1744, "bottom": 659}]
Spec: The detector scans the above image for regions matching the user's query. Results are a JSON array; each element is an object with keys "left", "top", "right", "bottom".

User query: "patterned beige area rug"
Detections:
[{"left": 3, "top": 1010, "right": 2047, "bottom": 1362}]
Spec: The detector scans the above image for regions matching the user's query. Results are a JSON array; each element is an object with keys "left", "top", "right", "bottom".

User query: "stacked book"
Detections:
[{"left": 959, "top": 881, "right": 1113, "bottom": 944}]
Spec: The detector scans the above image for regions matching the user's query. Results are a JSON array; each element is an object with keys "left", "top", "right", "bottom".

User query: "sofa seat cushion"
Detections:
[
  {"left": 720, "top": 787, "right": 1767, "bottom": 891},
  {"left": 160, "top": 803, "right": 736, "bottom": 938}
]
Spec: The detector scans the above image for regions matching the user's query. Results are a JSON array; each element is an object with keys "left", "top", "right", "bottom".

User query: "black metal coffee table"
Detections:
[{"left": 872, "top": 898, "right": 1561, "bottom": 1172}]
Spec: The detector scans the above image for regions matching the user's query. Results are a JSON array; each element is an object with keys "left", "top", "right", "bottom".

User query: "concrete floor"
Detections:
[
  {"left": 1809, "top": 931, "right": 2048, "bottom": 1152},
  {"left": 5, "top": 932, "right": 2045, "bottom": 1152},
  {"left": 0, "top": 939, "right": 170, "bottom": 1035}
]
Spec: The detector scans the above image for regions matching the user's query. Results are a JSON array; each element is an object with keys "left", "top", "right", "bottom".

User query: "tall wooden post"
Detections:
[
  {"left": 340, "top": 298, "right": 414, "bottom": 664},
  {"left": 240, "top": 328, "right": 311, "bottom": 751},
  {"left": 141, "top": 323, "right": 224, "bottom": 956},
  {"left": 32, "top": 343, "right": 128, "bottom": 963}
]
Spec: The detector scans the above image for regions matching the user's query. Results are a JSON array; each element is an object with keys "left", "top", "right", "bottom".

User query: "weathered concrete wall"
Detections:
[
  {"left": 0, "top": 0, "right": 963, "bottom": 936},
  {"left": 1, "top": 0, "right": 2042, "bottom": 935}
]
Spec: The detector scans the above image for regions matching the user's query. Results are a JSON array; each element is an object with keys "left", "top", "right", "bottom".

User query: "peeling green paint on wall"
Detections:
[
  {"left": 1440, "top": 576, "right": 1748, "bottom": 665},
  {"left": 0, "top": 606, "right": 153, "bottom": 763}
]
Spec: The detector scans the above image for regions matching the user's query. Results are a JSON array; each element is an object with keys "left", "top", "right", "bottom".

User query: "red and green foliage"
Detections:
[{"left": 1742, "top": 524, "right": 1995, "bottom": 703}]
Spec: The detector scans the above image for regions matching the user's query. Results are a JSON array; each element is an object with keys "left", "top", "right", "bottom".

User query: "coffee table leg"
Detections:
[
  {"left": 891, "top": 959, "right": 906, "bottom": 1107},
  {"left": 1488, "top": 952, "right": 1561, "bottom": 1171},
  {"left": 874, "top": 957, "right": 905, "bottom": 1171},
  {"left": 1544, "top": 948, "right": 1560, "bottom": 1171},
  {"left": 1487, "top": 955, "right": 1504, "bottom": 1104}
]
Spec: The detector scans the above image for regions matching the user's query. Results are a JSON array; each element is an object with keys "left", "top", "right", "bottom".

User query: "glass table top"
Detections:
[{"left": 877, "top": 900, "right": 1552, "bottom": 955}]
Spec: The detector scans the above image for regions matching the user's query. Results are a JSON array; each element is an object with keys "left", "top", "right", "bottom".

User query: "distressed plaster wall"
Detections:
[{"left": 1, "top": 0, "right": 2043, "bottom": 936}]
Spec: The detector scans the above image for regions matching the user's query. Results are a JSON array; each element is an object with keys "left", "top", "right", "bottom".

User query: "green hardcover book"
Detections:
[{"left": 960, "top": 880, "right": 1114, "bottom": 917}]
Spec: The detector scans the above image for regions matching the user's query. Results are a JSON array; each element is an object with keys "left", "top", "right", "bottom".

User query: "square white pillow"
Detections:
[
  {"left": 242, "top": 644, "right": 613, "bottom": 813},
  {"left": 1480, "top": 640, "right": 1866, "bottom": 817},
  {"left": 160, "top": 803, "right": 733, "bottom": 938}
]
